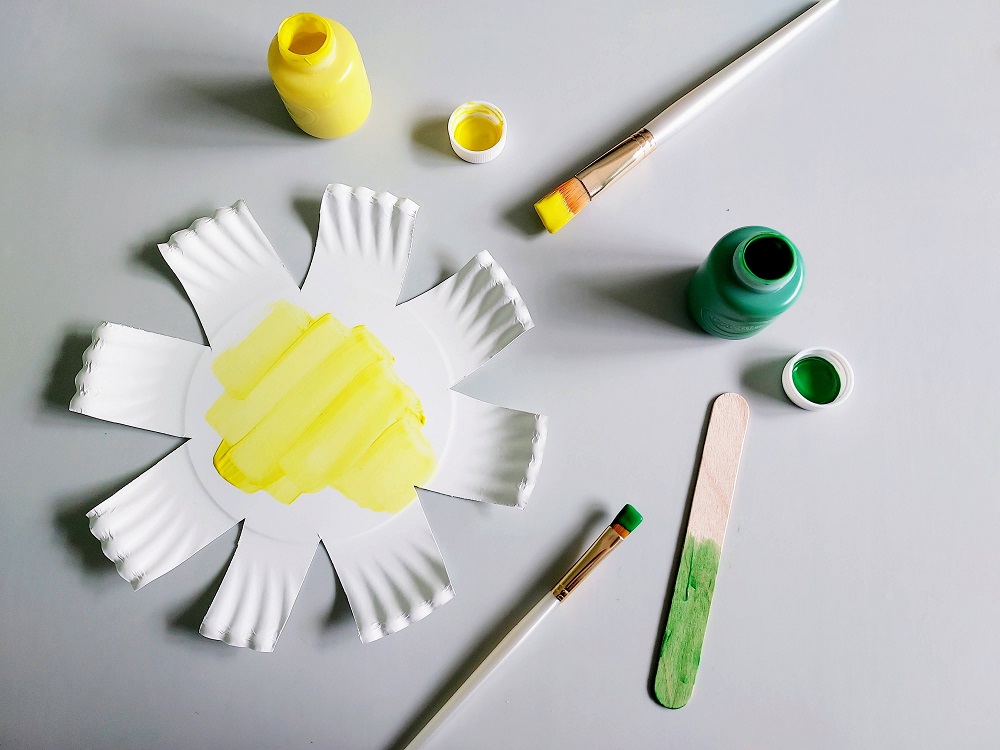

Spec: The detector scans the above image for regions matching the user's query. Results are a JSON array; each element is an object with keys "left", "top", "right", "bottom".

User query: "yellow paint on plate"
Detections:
[{"left": 207, "top": 302, "right": 435, "bottom": 513}]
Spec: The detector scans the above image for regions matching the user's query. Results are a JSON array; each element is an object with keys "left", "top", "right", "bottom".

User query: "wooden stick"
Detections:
[{"left": 654, "top": 392, "right": 749, "bottom": 708}]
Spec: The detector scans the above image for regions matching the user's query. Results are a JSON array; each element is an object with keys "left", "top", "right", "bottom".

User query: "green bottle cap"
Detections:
[{"left": 781, "top": 347, "right": 854, "bottom": 410}]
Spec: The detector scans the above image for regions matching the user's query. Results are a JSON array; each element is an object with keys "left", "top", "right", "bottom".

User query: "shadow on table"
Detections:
[
  {"left": 103, "top": 73, "right": 307, "bottom": 148},
  {"left": 192, "top": 77, "right": 300, "bottom": 136},
  {"left": 128, "top": 206, "right": 228, "bottom": 338},
  {"left": 166, "top": 542, "right": 239, "bottom": 640},
  {"left": 42, "top": 329, "right": 94, "bottom": 413},
  {"left": 323, "top": 571, "right": 357, "bottom": 631},
  {"left": 741, "top": 354, "right": 793, "bottom": 404},
  {"left": 577, "top": 266, "right": 700, "bottom": 335},
  {"left": 54, "top": 488, "right": 123, "bottom": 578},
  {"left": 133, "top": 243, "right": 189, "bottom": 302},
  {"left": 52, "top": 449, "right": 178, "bottom": 583},
  {"left": 293, "top": 195, "right": 323, "bottom": 252},
  {"left": 411, "top": 116, "right": 454, "bottom": 160}
]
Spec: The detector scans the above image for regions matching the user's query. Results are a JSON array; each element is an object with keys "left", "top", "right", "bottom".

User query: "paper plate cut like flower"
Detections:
[{"left": 70, "top": 184, "right": 547, "bottom": 651}]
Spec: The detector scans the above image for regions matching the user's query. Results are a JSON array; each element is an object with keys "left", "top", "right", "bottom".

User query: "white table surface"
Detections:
[{"left": 3, "top": 1, "right": 999, "bottom": 748}]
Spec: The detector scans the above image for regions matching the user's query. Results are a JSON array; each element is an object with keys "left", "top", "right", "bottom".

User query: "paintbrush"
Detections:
[
  {"left": 533, "top": 0, "right": 840, "bottom": 233},
  {"left": 402, "top": 504, "right": 643, "bottom": 749}
]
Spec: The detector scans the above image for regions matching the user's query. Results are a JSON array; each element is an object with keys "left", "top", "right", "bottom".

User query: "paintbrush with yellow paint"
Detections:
[{"left": 533, "top": 0, "right": 840, "bottom": 233}]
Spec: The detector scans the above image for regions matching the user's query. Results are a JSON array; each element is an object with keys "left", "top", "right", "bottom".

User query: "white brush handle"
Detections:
[
  {"left": 404, "top": 594, "right": 559, "bottom": 749},
  {"left": 646, "top": 0, "right": 839, "bottom": 144}
]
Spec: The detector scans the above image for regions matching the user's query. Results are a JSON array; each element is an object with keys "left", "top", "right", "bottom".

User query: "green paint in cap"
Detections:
[
  {"left": 782, "top": 347, "right": 854, "bottom": 411},
  {"left": 614, "top": 504, "right": 643, "bottom": 533},
  {"left": 791, "top": 356, "right": 841, "bottom": 405}
]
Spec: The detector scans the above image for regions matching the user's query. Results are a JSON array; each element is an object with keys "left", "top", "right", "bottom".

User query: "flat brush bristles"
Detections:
[
  {"left": 614, "top": 504, "right": 643, "bottom": 534},
  {"left": 534, "top": 177, "right": 589, "bottom": 234}
]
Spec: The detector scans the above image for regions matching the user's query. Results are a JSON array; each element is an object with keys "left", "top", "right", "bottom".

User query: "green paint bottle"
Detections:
[{"left": 687, "top": 226, "right": 804, "bottom": 339}]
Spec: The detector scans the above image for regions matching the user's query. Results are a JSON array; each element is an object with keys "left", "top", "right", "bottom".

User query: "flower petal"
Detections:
[
  {"left": 421, "top": 394, "right": 547, "bottom": 508},
  {"left": 302, "top": 184, "right": 418, "bottom": 306},
  {"left": 401, "top": 251, "right": 533, "bottom": 385},
  {"left": 158, "top": 201, "right": 300, "bottom": 344},
  {"left": 88, "top": 444, "right": 240, "bottom": 590},
  {"left": 323, "top": 502, "right": 453, "bottom": 644},
  {"left": 199, "top": 528, "right": 318, "bottom": 653},
  {"left": 69, "top": 322, "right": 206, "bottom": 438}
]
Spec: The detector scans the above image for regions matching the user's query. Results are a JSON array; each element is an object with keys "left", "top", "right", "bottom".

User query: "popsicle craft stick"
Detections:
[{"left": 654, "top": 392, "right": 749, "bottom": 708}]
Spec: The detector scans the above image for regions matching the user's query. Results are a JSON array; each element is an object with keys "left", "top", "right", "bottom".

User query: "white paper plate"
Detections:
[{"left": 72, "top": 184, "right": 547, "bottom": 649}]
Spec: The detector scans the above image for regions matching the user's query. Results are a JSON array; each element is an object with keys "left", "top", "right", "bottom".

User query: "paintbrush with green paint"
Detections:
[
  {"left": 404, "top": 504, "right": 643, "bottom": 749},
  {"left": 655, "top": 393, "right": 749, "bottom": 708}
]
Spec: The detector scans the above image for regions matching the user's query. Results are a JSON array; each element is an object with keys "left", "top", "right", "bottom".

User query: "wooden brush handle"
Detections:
[{"left": 647, "top": 0, "right": 840, "bottom": 144}]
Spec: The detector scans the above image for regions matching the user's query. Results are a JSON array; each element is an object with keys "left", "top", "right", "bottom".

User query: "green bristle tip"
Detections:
[{"left": 614, "top": 504, "right": 643, "bottom": 533}]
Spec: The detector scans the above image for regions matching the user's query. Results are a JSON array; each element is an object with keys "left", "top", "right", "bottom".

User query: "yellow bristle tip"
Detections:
[{"left": 534, "top": 190, "right": 576, "bottom": 234}]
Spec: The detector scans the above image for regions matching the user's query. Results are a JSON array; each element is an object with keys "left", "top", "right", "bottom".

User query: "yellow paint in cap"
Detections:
[{"left": 448, "top": 101, "right": 507, "bottom": 163}]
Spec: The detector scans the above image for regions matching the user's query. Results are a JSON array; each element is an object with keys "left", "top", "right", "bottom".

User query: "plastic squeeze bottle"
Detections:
[
  {"left": 267, "top": 13, "right": 372, "bottom": 138},
  {"left": 687, "top": 226, "right": 804, "bottom": 339}
]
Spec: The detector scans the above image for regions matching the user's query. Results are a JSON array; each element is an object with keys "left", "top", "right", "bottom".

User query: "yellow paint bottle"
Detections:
[{"left": 267, "top": 13, "right": 372, "bottom": 139}]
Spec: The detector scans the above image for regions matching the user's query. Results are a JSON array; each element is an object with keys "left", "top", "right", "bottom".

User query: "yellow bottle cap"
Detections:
[{"left": 448, "top": 101, "right": 507, "bottom": 164}]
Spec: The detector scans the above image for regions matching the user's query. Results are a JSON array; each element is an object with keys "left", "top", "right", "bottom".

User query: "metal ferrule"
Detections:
[
  {"left": 551, "top": 525, "right": 627, "bottom": 602},
  {"left": 576, "top": 128, "right": 657, "bottom": 199}
]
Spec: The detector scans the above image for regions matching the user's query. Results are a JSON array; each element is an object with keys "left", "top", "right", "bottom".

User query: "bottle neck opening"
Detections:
[
  {"left": 277, "top": 13, "right": 335, "bottom": 66},
  {"left": 733, "top": 233, "right": 796, "bottom": 291}
]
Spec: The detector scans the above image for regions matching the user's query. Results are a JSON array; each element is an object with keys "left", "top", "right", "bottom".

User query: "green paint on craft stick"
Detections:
[{"left": 654, "top": 534, "right": 722, "bottom": 709}]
